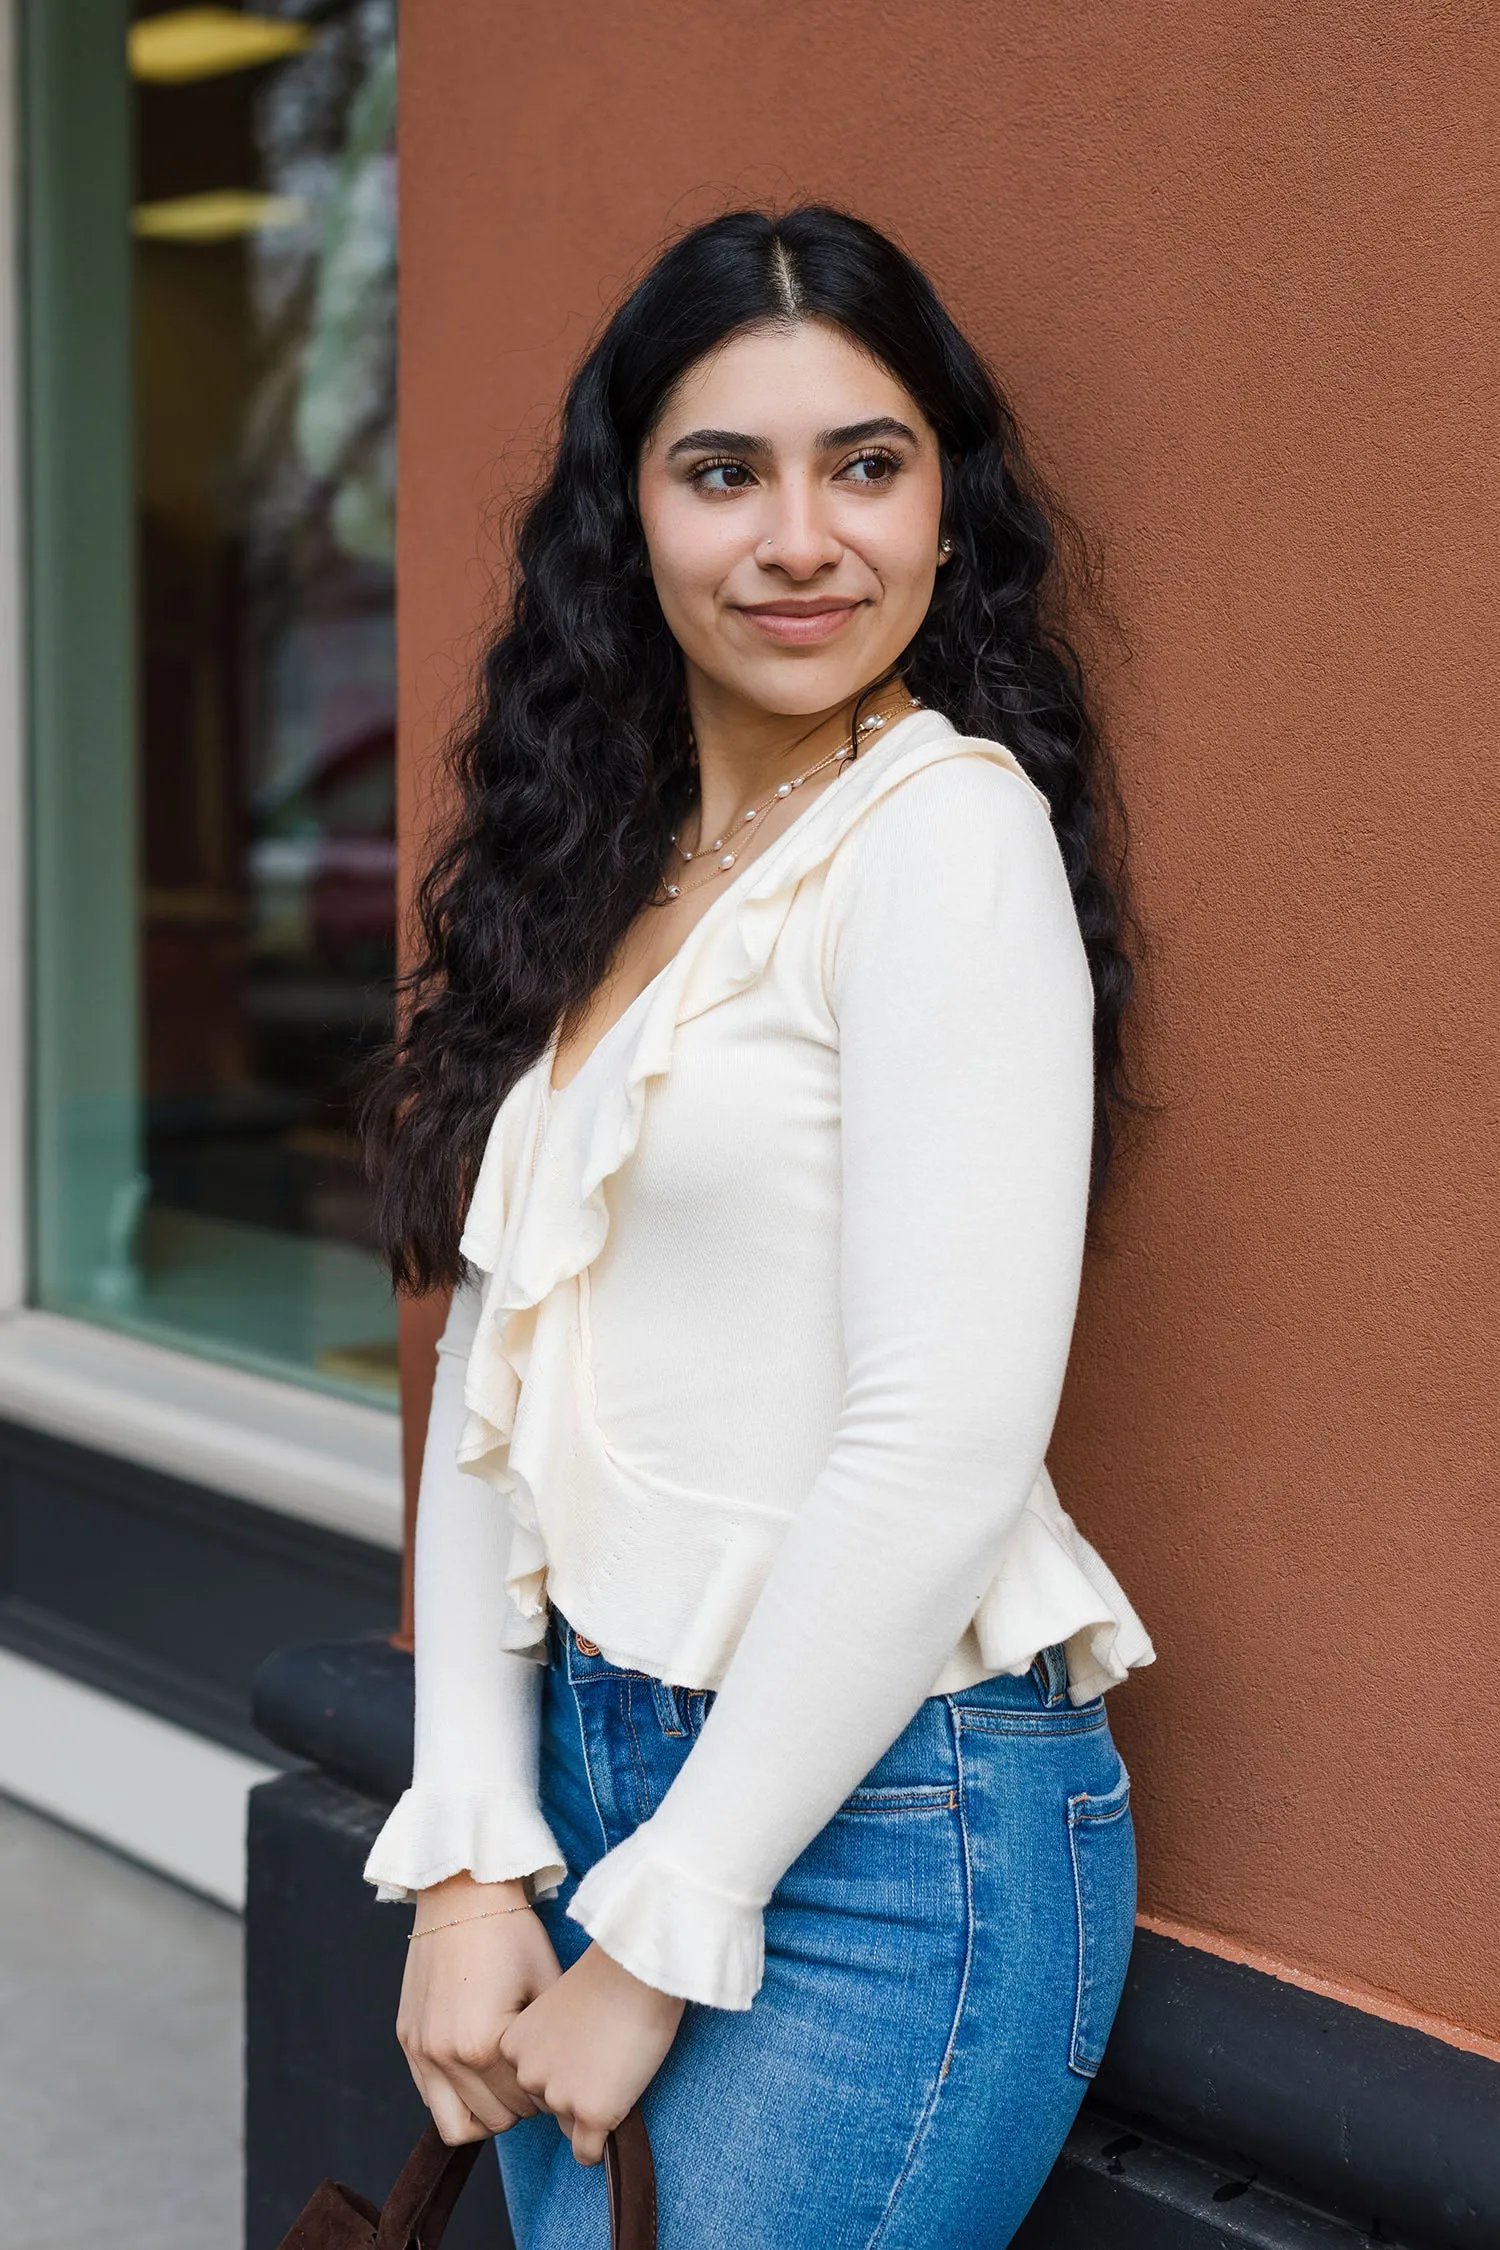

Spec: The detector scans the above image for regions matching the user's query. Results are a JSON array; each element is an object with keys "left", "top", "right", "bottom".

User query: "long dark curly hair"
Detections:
[{"left": 366, "top": 205, "right": 1142, "bottom": 1293}]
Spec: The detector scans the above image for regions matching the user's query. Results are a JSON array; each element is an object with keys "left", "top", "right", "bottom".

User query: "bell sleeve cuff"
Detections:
[
  {"left": 363, "top": 1787, "right": 566, "bottom": 1905},
  {"left": 566, "top": 1823, "right": 766, "bottom": 2010}
]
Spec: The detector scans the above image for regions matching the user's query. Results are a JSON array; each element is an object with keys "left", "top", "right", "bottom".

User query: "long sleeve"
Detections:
[
  {"left": 362, "top": 1276, "right": 567, "bottom": 1901},
  {"left": 566, "top": 755, "right": 1096, "bottom": 2006}
]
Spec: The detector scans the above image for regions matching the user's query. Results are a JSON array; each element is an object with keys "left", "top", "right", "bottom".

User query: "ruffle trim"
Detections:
[
  {"left": 567, "top": 1828, "right": 766, "bottom": 2011},
  {"left": 361, "top": 1787, "right": 567, "bottom": 1905},
  {"left": 451, "top": 714, "right": 1054, "bottom": 1633},
  {"left": 963, "top": 1485, "right": 1156, "bottom": 1706}
]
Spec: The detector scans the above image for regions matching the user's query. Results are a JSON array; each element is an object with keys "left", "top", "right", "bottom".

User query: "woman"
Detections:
[{"left": 362, "top": 205, "right": 1154, "bottom": 2249}]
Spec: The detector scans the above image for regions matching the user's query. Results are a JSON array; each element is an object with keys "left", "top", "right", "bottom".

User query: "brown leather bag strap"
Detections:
[
  {"left": 372, "top": 2108, "right": 656, "bottom": 2250},
  {"left": 605, "top": 2104, "right": 658, "bottom": 2250},
  {"left": 373, "top": 2127, "right": 483, "bottom": 2250}
]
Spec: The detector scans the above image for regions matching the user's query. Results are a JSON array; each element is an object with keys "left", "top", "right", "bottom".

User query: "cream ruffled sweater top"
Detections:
[{"left": 363, "top": 707, "right": 1154, "bottom": 2009}]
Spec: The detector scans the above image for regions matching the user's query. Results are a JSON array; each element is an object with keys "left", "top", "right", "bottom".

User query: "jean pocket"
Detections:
[{"left": 1066, "top": 1762, "right": 1136, "bottom": 2077}]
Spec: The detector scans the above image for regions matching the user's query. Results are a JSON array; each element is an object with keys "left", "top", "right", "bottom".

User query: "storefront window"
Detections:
[{"left": 26, "top": 3, "right": 399, "bottom": 1406}]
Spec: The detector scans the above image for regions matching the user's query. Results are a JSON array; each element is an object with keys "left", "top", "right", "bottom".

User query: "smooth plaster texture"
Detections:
[{"left": 393, "top": 1, "right": 1498, "bottom": 2043}]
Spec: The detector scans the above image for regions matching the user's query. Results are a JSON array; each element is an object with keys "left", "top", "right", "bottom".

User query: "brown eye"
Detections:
[
  {"left": 693, "top": 459, "right": 756, "bottom": 492},
  {"left": 841, "top": 450, "right": 902, "bottom": 485}
]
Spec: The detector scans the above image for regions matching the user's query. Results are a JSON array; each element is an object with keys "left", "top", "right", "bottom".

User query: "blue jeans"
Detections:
[{"left": 498, "top": 1611, "right": 1136, "bottom": 2249}]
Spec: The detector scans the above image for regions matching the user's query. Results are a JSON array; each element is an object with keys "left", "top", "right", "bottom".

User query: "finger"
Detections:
[
  {"left": 505, "top": 2048, "right": 550, "bottom": 2106},
  {"left": 425, "top": 2074, "right": 492, "bottom": 2148},
  {"left": 570, "top": 2118, "right": 608, "bottom": 2168},
  {"left": 479, "top": 2061, "right": 541, "bottom": 2120},
  {"left": 448, "top": 2061, "right": 533, "bottom": 2133},
  {"left": 406, "top": 2049, "right": 487, "bottom": 2134},
  {"left": 458, "top": 2032, "right": 541, "bottom": 2121}
]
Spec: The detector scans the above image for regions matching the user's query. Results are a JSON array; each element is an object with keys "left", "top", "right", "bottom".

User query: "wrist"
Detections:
[
  {"left": 586, "top": 1939, "right": 687, "bottom": 2022},
  {"left": 414, "top": 1870, "right": 532, "bottom": 1931}
]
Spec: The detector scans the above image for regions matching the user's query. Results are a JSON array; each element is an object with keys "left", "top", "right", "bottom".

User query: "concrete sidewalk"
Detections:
[{"left": 0, "top": 1793, "right": 243, "bottom": 2249}]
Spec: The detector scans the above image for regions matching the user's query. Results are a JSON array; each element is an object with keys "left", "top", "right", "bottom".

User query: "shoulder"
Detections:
[
  {"left": 825, "top": 732, "right": 1062, "bottom": 913},
  {"left": 884, "top": 734, "right": 1050, "bottom": 828},
  {"left": 819, "top": 730, "right": 1085, "bottom": 997}
]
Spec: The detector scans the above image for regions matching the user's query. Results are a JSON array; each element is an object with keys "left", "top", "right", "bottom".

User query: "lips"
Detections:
[{"left": 736, "top": 600, "right": 864, "bottom": 647}]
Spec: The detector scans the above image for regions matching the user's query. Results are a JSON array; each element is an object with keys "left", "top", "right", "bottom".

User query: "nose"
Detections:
[{"left": 756, "top": 473, "right": 842, "bottom": 580}]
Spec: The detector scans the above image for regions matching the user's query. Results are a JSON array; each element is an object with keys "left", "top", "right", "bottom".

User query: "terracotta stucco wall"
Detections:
[{"left": 395, "top": 0, "right": 1499, "bottom": 2049}]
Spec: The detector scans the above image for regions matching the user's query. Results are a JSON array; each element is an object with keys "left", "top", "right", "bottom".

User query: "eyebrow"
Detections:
[
  {"left": 817, "top": 416, "right": 919, "bottom": 450},
  {"left": 665, "top": 426, "right": 769, "bottom": 460},
  {"left": 663, "top": 415, "right": 920, "bottom": 462}
]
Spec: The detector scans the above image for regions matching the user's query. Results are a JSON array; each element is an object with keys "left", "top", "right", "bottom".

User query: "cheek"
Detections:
[
  {"left": 640, "top": 493, "right": 742, "bottom": 622},
  {"left": 849, "top": 480, "right": 944, "bottom": 597},
  {"left": 869, "top": 514, "right": 941, "bottom": 606}
]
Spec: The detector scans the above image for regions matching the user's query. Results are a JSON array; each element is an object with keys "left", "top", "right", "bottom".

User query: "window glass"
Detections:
[{"left": 27, "top": 3, "right": 399, "bottom": 1407}]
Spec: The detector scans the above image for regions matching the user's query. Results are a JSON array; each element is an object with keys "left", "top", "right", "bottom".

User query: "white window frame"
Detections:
[{"left": 0, "top": 0, "right": 400, "bottom": 1553}]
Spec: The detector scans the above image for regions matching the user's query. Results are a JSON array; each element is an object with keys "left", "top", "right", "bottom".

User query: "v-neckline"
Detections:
[
  {"left": 539, "top": 704, "right": 935, "bottom": 1103},
  {"left": 540, "top": 954, "right": 672, "bottom": 1108}
]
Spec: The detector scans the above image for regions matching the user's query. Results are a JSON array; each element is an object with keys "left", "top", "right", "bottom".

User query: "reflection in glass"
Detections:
[{"left": 40, "top": 4, "right": 400, "bottom": 1405}]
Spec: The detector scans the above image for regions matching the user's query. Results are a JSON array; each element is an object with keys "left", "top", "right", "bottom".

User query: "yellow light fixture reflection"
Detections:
[
  {"left": 132, "top": 190, "right": 308, "bottom": 243},
  {"left": 129, "top": 8, "right": 314, "bottom": 85}
]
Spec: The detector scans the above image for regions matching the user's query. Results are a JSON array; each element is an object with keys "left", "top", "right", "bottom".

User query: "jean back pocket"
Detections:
[{"left": 1066, "top": 1762, "right": 1136, "bottom": 2077}]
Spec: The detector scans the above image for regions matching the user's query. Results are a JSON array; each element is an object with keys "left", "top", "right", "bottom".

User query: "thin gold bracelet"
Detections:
[{"left": 408, "top": 1902, "right": 532, "bottom": 1942}]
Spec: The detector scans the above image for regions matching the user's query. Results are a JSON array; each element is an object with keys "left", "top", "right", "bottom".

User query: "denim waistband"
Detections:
[{"left": 544, "top": 1607, "right": 1072, "bottom": 1711}]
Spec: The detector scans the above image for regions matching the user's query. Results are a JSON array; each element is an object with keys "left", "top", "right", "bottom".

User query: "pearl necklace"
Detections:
[{"left": 658, "top": 691, "right": 922, "bottom": 902}]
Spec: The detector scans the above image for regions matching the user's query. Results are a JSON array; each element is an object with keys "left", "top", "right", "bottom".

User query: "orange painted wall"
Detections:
[{"left": 395, "top": 1, "right": 1499, "bottom": 2045}]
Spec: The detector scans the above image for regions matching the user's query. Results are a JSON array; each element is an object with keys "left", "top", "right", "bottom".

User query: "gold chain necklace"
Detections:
[{"left": 658, "top": 689, "right": 923, "bottom": 903}]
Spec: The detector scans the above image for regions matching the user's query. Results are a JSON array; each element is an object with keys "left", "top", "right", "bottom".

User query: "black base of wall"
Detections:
[
  {"left": 249, "top": 1642, "right": 1500, "bottom": 2250},
  {"left": 246, "top": 1768, "right": 515, "bottom": 2250},
  {"left": 1015, "top": 2115, "right": 1380, "bottom": 2249},
  {"left": 1082, "top": 1930, "right": 1499, "bottom": 2250}
]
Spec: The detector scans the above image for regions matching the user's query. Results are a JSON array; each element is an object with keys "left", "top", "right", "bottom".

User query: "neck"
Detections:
[{"left": 683, "top": 670, "right": 909, "bottom": 840}]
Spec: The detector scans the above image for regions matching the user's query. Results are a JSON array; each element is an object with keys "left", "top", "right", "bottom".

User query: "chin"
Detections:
[{"left": 733, "top": 649, "right": 892, "bottom": 720}]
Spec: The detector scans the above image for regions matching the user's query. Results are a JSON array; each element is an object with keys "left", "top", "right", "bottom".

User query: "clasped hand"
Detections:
[{"left": 398, "top": 1875, "right": 685, "bottom": 2166}]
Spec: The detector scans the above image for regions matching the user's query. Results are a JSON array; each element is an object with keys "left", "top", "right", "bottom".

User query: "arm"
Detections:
[
  {"left": 365, "top": 1277, "right": 570, "bottom": 2142},
  {"left": 564, "top": 754, "right": 1096, "bottom": 2008},
  {"left": 362, "top": 1274, "right": 567, "bottom": 1902}
]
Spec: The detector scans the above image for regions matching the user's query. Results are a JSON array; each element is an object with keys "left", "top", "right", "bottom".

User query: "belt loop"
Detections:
[
  {"left": 1032, "top": 1642, "right": 1068, "bottom": 1706},
  {"left": 650, "top": 1675, "right": 687, "bottom": 1737}
]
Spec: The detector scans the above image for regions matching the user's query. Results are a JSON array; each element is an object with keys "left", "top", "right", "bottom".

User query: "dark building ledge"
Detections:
[
  {"left": 254, "top": 1632, "right": 417, "bottom": 1800},
  {"left": 251, "top": 1639, "right": 1500, "bottom": 2250},
  {"left": 0, "top": 1419, "right": 401, "bottom": 1760}
]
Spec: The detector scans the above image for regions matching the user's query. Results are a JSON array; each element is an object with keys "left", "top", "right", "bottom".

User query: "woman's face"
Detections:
[{"left": 636, "top": 318, "right": 947, "bottom": 721}]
